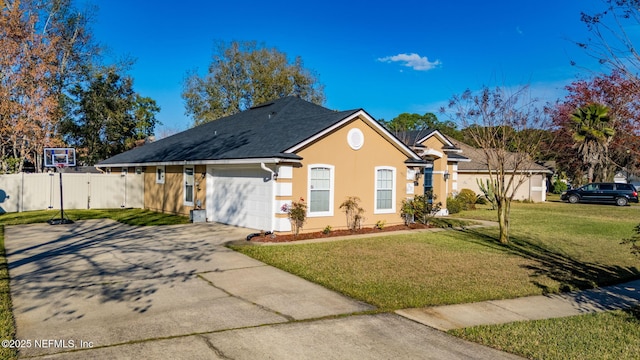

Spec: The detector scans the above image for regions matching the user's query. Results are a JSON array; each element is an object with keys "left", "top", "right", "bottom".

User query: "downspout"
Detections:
[{"left": 261, "top": 163, "right": 276, "bottom": 232}]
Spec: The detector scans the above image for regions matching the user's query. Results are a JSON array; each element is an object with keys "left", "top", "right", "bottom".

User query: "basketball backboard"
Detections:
[{"left": 44, "top": 148, "right": 76, "bottom": 167}]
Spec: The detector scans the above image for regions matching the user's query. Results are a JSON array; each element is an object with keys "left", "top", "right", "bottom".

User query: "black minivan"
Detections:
[{"left": 561, "top": 182, "right": 639, "bottom": 206}]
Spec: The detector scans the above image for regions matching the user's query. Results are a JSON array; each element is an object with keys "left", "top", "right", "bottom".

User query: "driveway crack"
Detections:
[
  {"left": 197, "top": 274, "right": 295, "bottom": 321},
  {"left": 197, "top": 334, "right": 234, "bottom": 359}
]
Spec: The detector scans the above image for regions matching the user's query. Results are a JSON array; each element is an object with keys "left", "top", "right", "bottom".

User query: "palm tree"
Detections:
[{"left": 570, "top": 103, "right": 615, "bottom": 183}]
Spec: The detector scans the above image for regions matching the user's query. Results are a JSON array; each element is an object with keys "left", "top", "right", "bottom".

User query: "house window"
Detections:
[
  {"left": 375, "top": 166, "right": 396, "bottom": 214},
  {"left": 184, "top": 167, "right": 194, "bottom": 206},
  {"left": 156, "top": 166, "right": 165, "bottom": 184},
  {"left": 308, "top": 165, "right": 334, "bottom": 217}
]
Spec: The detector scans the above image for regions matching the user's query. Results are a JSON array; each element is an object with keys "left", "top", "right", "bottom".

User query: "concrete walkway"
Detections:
[{"left": 397, "top": 279, "right": 640, "bottom": 331}]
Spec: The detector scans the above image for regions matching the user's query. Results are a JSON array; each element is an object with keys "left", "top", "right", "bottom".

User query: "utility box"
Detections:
[{"left": 190, "top": 209, "right": 207, "bottom": 223}]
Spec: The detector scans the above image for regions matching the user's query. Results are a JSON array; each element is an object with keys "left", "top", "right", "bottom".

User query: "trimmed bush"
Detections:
[
  {"left": 447, "top": 196, "right": 464, "bottom": 214},
  {"left": 456, "top": 188, "right": 478, "bottom": 210},
  {"left": 553, "top": 179, "right": 568, "bottom": 194}
]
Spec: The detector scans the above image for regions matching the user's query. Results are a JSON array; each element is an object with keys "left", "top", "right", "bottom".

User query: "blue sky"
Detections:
[{"left": 87, "top": 0, "right": 606, "bottom": 135}]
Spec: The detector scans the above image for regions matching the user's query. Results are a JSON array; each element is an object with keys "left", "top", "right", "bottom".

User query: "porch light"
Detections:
[{"left": 443, "top": 171, "right": 450, "bottom": 181}]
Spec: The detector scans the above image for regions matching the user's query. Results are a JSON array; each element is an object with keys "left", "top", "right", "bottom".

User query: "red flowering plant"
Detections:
[{"left": 281, "top": 197, "right": 307, "bottom": 237}]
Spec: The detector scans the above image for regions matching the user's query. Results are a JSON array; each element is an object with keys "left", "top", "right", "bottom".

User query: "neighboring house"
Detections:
[
  {"left": 98, "top": 96, "right": 438, "bottom": 233},
  {"left": 451, "top": 139, "right": 552, "bottom": 202}
]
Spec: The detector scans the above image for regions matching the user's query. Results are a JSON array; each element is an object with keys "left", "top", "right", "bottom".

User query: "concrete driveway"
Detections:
[{"left": 5, "top": 219, "right": 520, "bottom": 359}]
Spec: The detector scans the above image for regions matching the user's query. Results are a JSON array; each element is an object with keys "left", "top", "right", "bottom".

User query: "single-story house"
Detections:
[
  {"left": 450, "top": 139, "right": 552, "bottom": 202},
  {"left": 98, "top": 96, "right": 464, "bottom": 233}
]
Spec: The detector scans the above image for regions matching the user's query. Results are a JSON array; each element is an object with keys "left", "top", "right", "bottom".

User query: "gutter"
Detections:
[{"left": 95, "top": 157, "right": 301, "bottom": 169}]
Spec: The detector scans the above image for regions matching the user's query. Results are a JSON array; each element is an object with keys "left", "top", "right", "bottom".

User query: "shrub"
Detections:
[
  {"left": 447, "top": 196, "right": 463, "bottom": 214},
  {"left": 552, "top": 179, "right": 568, "bottom": 194},
  {"left": 621, "top": 223, "right": 640, "bottom": 258},
  {"left": 281, "top": 198, "right": 307, "bottom": 237},
  {"left": 400, "top": 194, "right": 442, "bottom": 225},
  {"left": 456, "top": 188, "right": 478, "bottom": 210},
  {"left": 322, "top": 225, "right": 332, "bottom": 235},
  {"left": 375, "top": 220, "right": 386, "bottom": 230},
  {"left": 476, "top": 178, "right": 497, "bottom": 210},
  {"left": 340, "top": 196, "right": 365, "bottom": 231}
]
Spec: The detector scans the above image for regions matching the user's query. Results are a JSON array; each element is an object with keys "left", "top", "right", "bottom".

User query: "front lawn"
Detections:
[
  {"left": 0, "top": 209, "right": 190, "bottom": 360},
  {"left": 449, "top": 307, "right": 640, "bottom": 360},
  {"left": 232, "top": 200, "right": 640, "bottom": 310}
]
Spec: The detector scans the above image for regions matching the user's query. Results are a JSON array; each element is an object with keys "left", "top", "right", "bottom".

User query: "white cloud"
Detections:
[{"left": 378, "top": 53, "right": 441, "bottom": 71}]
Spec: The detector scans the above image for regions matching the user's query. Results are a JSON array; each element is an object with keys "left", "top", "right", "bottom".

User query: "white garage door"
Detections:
[{"left": 206, "top": 166, "right": 273, "bottom": 231}]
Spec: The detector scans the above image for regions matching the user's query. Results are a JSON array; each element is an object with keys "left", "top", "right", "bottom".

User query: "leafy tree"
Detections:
[
  {"left": 570, "top": 103, "right": 615, "bottom": 183},
  {"left": 444, "top": 85, "right": 550, "bottom": 244},
  {"left": 62, "top": 66, "right": 160, "bottom": 165},
  {"left": 183, "top": 40, "right": 325, "bottom": 125},
  {"left": 382, "top": 112, "right": 463, "bottom": 144},
  {"left": 549, "top": 72, "right": 640, "bottom": 184},
  {"left": 0, "top": 0, "right": 100, "bottom": 173},
  {"left": 0, "top": 0, "right": 62, "bottom": 173}
]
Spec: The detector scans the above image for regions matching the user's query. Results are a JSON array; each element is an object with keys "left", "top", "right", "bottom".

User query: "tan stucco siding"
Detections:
[
  {"left": 418, "top": 136, "right": 449, "bottom": 208},
  {"left": 291, "top": 118, "right": 413, "bottom": 232},
  {"left": 457, "top": 172, "right": 547, "bottom": 202},
  {"left": 144, "top": 165, "right": 206, "bottom": 216}
]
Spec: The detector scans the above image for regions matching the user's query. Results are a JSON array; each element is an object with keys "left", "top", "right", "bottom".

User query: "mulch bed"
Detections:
[{"left": 249, "top": 223, "right": 434, "bottom": 243}]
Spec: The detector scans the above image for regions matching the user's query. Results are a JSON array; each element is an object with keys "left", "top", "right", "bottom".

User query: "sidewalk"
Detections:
[{"left": 396, "top": 279, "right": 640, "bottom": 331}]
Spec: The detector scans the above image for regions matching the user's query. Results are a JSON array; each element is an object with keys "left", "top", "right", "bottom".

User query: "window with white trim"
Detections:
[
  {"left": 308, "top": 165, "right": 334, "bottom": 217},
  {"left": 184, "top": 166, "right": 194, "bottom": 205},
  {"left": 375, "top": 166, "right": 396, "bottom": 213},
  {"left": 156, "top": 166, "right": 165, "bottom": 184}
]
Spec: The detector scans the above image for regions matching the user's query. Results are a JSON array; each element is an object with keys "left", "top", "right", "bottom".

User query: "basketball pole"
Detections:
[{"left": 48, "top": 165, "right": 74, "bottom": 225}]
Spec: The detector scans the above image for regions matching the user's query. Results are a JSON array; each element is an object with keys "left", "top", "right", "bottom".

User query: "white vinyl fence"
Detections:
[{"left": 0, "top": 172, "right": 144, "bottom": 214}]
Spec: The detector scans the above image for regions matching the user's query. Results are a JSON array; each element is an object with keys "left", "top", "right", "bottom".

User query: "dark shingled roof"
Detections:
[{"left": 99, "top": 97, "right": 359, "bottom": 165}]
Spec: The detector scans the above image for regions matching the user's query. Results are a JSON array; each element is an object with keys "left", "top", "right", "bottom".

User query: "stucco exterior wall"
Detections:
[
  {"left": 290, "top": 117, "right": 415, "bottom": 232},
  {"left": 144, "top": 165, "right": 206, "bottom": 216},
  {"left": 457, "top": 172, "right": 547, "bottom": 202}
]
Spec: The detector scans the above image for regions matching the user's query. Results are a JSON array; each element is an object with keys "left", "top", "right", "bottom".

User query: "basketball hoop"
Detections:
[{"left": 44, "top": 148, "right": 76, "bottom": 168}]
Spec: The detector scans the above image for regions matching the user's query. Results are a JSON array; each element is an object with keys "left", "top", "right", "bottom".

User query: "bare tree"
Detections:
[
  {"left": 578, "top": 1, "right": 640, "bottom": 90},
  {"left": 444, "top": 85, "right": 550, "bottom": 244}
]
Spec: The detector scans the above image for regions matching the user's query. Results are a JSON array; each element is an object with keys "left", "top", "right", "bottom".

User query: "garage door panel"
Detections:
[{"left": 206, "top": 167, "right": 273, "bottom": 230}]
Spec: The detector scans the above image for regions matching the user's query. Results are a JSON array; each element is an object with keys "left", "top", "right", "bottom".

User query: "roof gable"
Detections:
[{"left": 285, "top": 110, "right": 422, "bottom": 161}]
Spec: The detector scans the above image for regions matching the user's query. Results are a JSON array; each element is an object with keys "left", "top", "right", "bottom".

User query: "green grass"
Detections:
[
  {"left": 0, "top": 208, "right": 190, "bottom": 360},
  {"left": 232, "top": 200, "right": 640, "bottom": 310},
  {"left": 449, "top": 307, "right": 640, "bottom": 360},
  {"left": 0, "top": 227, "right": 17, "bottom": 360}
]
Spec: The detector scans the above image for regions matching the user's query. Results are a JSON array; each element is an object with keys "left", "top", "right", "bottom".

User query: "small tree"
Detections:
[
  {"left": 281, "top": 198, "right": 307, "bottom": 237},
  {"left": 340, "top": 196, "right": 365, "bottom": 231},
  {"left": 444, "top": 85, "right": 550, "bottom": 244},
  {"left": 570, "top": 103, "right": 615, "bottom": 183},
  {"left": 621, "top": 224, "right": 640, "bottom": 258}
]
